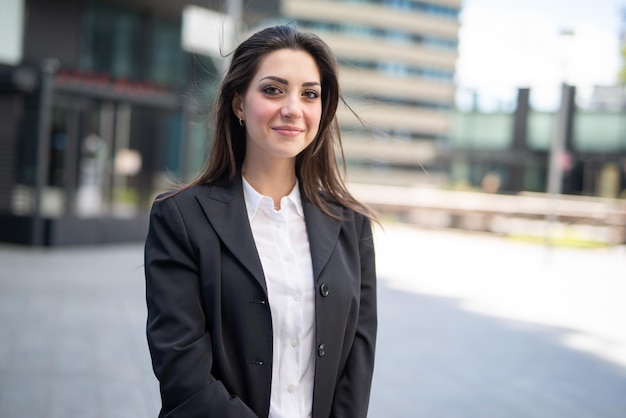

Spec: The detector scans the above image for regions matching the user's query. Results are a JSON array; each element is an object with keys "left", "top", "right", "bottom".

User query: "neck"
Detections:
[{"left": 242, "top": 158, "right": 297, "bottom": 209}]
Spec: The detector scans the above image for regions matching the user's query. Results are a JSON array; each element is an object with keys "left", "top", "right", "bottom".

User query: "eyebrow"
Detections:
[{"left": 259, "top": 75, "right": 321, "bottom": 87}]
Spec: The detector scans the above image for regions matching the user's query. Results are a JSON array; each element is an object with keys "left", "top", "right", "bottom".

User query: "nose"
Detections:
[{"left": 280, "top": 95, "right": 302, "bottom": 119}]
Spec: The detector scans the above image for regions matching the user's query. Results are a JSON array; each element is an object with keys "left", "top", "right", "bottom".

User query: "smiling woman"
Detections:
[
  {"left": 232, "top": 48, "right": 323, "bottom": 194},
  {"left": 144, "top": 25, "right": 378, "bottom": 418}
]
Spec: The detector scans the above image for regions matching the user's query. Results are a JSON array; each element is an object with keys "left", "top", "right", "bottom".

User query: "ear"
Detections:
[{"left": 232, "top": 93, "right": 244, "bottom": 119}]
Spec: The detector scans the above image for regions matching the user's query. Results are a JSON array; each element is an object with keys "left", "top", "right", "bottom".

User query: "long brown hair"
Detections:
[{"left": 180, "top": 25, "right": 375, "bottom": 221}]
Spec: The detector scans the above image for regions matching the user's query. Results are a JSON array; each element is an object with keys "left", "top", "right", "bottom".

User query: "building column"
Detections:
[
  {"left": 509, "top": 88, "right": 530, "bottom": 192},
  {"left": 32, "top": 58, "right": 59, "bottom": 245}
]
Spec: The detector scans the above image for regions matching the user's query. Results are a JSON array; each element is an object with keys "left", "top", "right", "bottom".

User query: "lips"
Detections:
[{"left": 272, "top": 126, "right": 304, "bottom": 137}]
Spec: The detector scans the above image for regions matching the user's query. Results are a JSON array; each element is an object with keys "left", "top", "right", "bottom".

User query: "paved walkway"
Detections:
[
  {"left": 370, "top": 226, "right": 626, "bottom": 418},
  {"left": 1, "top": 224, "right": 625, "bottom": 417}
]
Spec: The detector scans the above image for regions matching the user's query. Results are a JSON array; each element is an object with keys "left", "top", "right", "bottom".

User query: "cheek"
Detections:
[
  {"left": 309, "top": 106, "right": 323, "bottom": 132},
  {"left": 247, "top": 108, "right": 273, "bottom": 131},
  {"left": 244, "top": 94, "right": 273, "bottom": 121}
]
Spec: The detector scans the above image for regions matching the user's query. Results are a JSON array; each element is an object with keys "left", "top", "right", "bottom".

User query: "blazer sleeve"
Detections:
[
  {"left": 144, "top": 197, "right": 258, "bottom": 418},
  {"left": 330, "top": 215, "right": 378, "bottom": 418}
]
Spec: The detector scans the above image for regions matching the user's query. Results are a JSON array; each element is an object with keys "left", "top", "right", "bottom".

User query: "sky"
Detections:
[{"left": 455, "top": 0, "right": 624, "bottom": 110}]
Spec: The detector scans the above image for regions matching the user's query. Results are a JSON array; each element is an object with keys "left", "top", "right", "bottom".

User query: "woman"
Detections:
[{"left": 144, "top": 25, "right": 377, "bottom": 418}]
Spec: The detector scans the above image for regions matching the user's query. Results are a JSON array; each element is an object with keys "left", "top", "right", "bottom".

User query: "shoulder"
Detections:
[
  {"left": 149, "top": 184, "right": 215, "bottom": 219},
  {"left": 154, "top": 181, "right": 233, "bottom": 206},
  {"left": 318, "top": 191, "right": 370, "bottom": 226},
  {"left": 159, "top": 183, "right": 206, "bottom": 200},
  {"left": 152, "top": 184, "right": 194, "bottom": 204},
  {"left": 150, "top": 179, "right": 245, "bottom": 221}
]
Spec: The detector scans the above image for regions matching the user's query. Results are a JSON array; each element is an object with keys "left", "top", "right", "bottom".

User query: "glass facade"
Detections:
[
  {"left": 449, "top": 107, "right": 626, "bottom": 195},
  {"left": 339, "top": 57, "right": 454, "bottom": 81},
  {"left": 79, "top": 1, "right": 187, "bottom": 87},
  {"left": 12, "top": 0, "right": 220, "bottom": 221},
  {"left": 347, "top": 0, "right": 459, "bottom": 19},
  {"left": 80, "top": 2, "right": 143, "bottom": 80},
  {"left": 75, "top": 1, "right": 219, "bottom": 196},
  {"left": 297, "top": 20, "right": 458, "bottom": 50}
]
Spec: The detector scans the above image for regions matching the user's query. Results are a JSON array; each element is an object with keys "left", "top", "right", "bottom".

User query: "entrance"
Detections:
[{"left": 45, "top": 95, "right": 141, "bottom": 219}]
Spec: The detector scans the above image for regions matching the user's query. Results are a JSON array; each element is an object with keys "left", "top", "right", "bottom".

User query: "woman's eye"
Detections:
[
  {"left": 303, "top": 90, "right": 320, "bottom": 99},
  {"left": 263, "top": 86, "right": 281, "bottom": 95}
]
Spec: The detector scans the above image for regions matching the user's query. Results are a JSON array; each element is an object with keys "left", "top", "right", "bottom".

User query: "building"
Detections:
[
  {"left": 11, "top": 1, "right": 620, "bottom": 246},
  {"left": 0, "top": 0, "right": 278, "bottom": 245},
  {"left": 449, "top": 87, "right": 626, "bottom": 199},
  {"left": 281, "top": 0, "right": 461, "bottom": 185},
  {"left": 0, "top": 0, "right": 462, "bottom": 245}
]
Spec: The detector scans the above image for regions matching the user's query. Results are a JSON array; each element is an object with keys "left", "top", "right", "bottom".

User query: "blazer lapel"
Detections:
[
  {"left": 195, "top": 177, "right": 267, "bottom": 294},
  {"left": 302, "top": 196, "right": 343, "bottom": 282}
]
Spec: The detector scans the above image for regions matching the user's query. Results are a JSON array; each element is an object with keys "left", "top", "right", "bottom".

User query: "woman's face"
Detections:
[{"left": 233, "top": 48, "right": 322, "bottom": 165}]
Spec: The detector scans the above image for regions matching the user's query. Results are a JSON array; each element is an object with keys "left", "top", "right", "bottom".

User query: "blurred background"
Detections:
[
  {"left": 0, "top": 0, "right": 625, "bottom": 417},
  {"left": 0, "top": 0, "right": 624, "bottom": 246}
]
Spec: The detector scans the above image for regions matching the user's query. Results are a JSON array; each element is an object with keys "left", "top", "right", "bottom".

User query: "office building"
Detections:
[
  {"left": 0, "top": 0, "right": 460, "bottom": 245},
  {"left": 0, "top": 0, "right": 277, "bottom": 245}
]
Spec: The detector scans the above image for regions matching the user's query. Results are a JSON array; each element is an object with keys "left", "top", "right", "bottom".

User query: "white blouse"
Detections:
[{"left": 242, "top": 177, "right": 315, "bottom": 418}]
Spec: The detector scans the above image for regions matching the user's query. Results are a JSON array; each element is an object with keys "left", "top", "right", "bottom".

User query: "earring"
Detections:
[{"left": 239, "top": 117, "right": 244, "bottom": 127}]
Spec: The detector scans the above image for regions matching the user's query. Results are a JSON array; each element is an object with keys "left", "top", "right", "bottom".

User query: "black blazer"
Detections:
[{"left": 144, "top": 175, "right": 377, "bottom": 418}]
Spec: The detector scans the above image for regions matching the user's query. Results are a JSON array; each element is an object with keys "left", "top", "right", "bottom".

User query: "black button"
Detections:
[
  {"left": 318, "top": 343, "right": 326, "bottom": 357},
  {"left": 320, "top": 283, "right": 329, "bottom": 297}
]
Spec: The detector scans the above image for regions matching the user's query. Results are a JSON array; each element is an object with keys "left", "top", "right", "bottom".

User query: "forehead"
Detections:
[{"left": 254, "top": 49, "right": 320, "bottom": 82}]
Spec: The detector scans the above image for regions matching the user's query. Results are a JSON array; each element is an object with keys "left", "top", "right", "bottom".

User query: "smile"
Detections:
[{"left": 272, "top": 126, "right": 304, "bottom": 137}]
